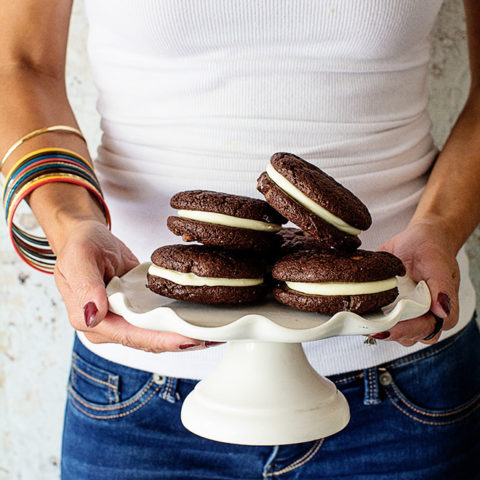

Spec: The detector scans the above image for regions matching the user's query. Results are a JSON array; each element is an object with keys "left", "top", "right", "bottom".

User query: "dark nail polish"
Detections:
[
  {"left": 371, "top": 331, "right": 390, "bottom": 340},
  {"left": 205, "top": 341, "right": 225, "bottom": 348},
  {"left": 179, "top": 344, "right": 198, "bottom": 350},
  {"left": 83, "top": 302, "right": 98, "bottom": 328},
  {"left": 437, "top": 292, "right": 451, "bottom": 316}
]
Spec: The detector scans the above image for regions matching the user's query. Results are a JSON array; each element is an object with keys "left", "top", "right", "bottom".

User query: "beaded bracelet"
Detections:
[{"left": 2, "top": 147, "right": 110, "bottom": 274}]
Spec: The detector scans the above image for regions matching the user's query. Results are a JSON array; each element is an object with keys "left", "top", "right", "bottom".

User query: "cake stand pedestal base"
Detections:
[{"left": 181, "top": 341, "right": 350, "bottom": 445}]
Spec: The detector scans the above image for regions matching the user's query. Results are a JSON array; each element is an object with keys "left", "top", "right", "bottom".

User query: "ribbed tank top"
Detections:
[{"left": 79, "top": 0, "right": 476, "bottom": 378}]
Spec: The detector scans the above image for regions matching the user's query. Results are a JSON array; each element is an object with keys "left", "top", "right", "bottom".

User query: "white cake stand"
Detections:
[{"left": 107, "top": 263, "right": 431, "bottom": 446}]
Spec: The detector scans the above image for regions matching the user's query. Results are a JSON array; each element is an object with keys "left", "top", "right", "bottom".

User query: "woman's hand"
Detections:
[
  {"left": 376, "top": 219, "right": 459, "bottom": 347},
  {"left": 54, "top": 220, "right": 210, "bottom": 353}
]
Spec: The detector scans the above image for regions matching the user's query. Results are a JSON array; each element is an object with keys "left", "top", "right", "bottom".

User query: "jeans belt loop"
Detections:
[
  {"left": 363, "top": 367, "right": 382, "bottom": 406},
  {"left": 158, "top": 376, "right": 180, "bottom": 404}
]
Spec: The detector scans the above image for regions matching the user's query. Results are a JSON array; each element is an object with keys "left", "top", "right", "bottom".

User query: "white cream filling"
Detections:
[
  {"left": 285, "top": 277, "right": 397, "bottom": 296},
  {"left": 266, "top": 163, "right": 361, "bottom": 236},
  {"left": 148, "top": 264, "right": 264, "bottom": 287},
  {"left": 178, "top": 209, "right": 282, "bottom": 232}
]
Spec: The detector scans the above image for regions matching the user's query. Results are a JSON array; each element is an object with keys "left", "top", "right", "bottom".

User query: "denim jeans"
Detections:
[{"left": 62, "top": 316, "right": 480, "bottom": 480}]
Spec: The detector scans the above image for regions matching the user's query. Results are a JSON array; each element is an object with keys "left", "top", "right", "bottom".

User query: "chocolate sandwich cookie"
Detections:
[
  {"left": 257, "top": 152, "right": 372, "bottom": 250},
  {"left": 272, "top": 249, "right": 406, "bottom": 315},
  {"left": 147, "top": 244, "right": 268, "bottom": 304},
  {"left": 167, "top": 190, "right": 286, "bottom": 251}
]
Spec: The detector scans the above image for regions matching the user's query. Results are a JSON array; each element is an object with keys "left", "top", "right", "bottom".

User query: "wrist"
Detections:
[
  {"left": 407, "top": 213, "right": 463, "bottom": 257},
  {"left": 28, "top": 182, "right": 108, "bottom": 254}
]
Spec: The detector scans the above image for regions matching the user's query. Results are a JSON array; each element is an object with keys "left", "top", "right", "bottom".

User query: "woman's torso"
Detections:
[{"left": 79, "top": 0, "right": 476, "bottom": 378}]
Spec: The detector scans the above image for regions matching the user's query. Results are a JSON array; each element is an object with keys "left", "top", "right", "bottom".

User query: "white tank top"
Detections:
[{"left": 79, "top": 0, "right": 476, "bottom": 378}]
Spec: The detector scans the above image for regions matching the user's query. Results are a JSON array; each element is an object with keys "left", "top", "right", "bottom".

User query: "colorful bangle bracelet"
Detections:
[
  {"left": 6, "top": 172, "right": 106, "bottom": 254},
  {"left": 4, "top": 163, "right": 100, "bottom": 214},
  {"left": 2, "top": 147, "right": 94, "bottom": 189},
  {"left": 3, "top": 153, "right": 96, "bottom": 200},
  {"left": 7, "top": 174, "right": 110, "bottom": 274},
  {"left": 9, "top": 237, "right": 56, "bottom": 274},
  {"left": 1, "top": 126, "right": 86, "bottom": 171},
  {"left": 13, "top": 232, "right": 54, "bottom": 256},
  {"left": 7, "top": 172, "right": 105, "bottom": 227},
  {"left": 2, "top": 146, "right": 110, "bottom": 273}
]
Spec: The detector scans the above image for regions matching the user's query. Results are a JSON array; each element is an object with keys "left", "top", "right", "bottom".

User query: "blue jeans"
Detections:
[{"left": 62, "top": 316, "right": 480, "bottom": 479}]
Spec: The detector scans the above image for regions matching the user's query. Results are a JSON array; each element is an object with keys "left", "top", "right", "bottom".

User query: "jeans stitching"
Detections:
[
  {"left": 263, "top": 439, "right": 324, "bottom": 477},
  {"left": 107, "top": 386, "right": 113, "bottom": 404},
  {"left": 67, "top": 378, "right": 155, "bottom": 411},
  {"left": 390, "top": 381, "right": 480, "bottom": 417},
  {"left": 332, "top": 373, "right": 363, "bottom": 385},
  {"left": 71, "top": 362, "right": 118, "bottom": 390},
  {"left": 385, "top": 387, "right": 480, "bottom": 426},
  {"left": 369, "top": 369, "right": 374, "bottom": 402},
  {"left": 68, "top": 384, "right": 162, "bottom": 420}
]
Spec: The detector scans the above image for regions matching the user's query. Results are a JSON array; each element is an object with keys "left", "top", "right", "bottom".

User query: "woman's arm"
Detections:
[
  {"left": 0, "top": 0, "right": 105, "bottom": 250},
  {"left": 378, "top": 0, "right": 480, "bottom": 345},
  {"left": 0, "top": 0, "right": 205, "bottom": 352},
  {"left": 411, "top": 0, "right": 480, "bottom": 248}
]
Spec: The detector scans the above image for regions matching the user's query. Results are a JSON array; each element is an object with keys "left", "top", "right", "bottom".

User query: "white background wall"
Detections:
[{"left": 1, "top": 0, "right": 479, "bottom": 478}]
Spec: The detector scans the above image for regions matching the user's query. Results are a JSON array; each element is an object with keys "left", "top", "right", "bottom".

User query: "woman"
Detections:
[{"left": 1, "top": 1, "right": 479, "bottom": 478}]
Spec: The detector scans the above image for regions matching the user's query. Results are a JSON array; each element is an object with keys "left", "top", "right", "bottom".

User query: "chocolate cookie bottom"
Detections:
[
  {"left": 273, "top": 285, "right": 399, "bottom": 315},
  {"left": 147, "top": 274, "right": 267, "bottom": 304},
  {"left": 167, "top": 216, "right": 280, "bottom": 251}
]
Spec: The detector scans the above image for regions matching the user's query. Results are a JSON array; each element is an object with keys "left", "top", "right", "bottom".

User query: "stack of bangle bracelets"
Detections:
[{"left": 1, "top": 126, "right": 111, "bottom": 274}]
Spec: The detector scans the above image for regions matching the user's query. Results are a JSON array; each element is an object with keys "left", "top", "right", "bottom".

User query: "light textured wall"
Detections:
[{"left": 1, "top": 0, "right": 479, "bottom": 478}]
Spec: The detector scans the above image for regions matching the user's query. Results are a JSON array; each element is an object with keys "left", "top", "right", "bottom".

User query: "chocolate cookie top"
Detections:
[
  {"left": 269, "top": 153, "right": 371, "bottom": 230},
  {"left": 151, "top": 244, "right": 265, "bottom": 279},
  {"left": 257, "top": 172, "right": 361, "bottom": 250},
  {"left": 272, "top": 249, "right": 405, "bottom": 283},
  {"left": 170, "top": 190, "right": 286, "bottom": 224}
]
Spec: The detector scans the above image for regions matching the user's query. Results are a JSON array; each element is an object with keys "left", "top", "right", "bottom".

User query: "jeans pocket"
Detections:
[
  {"left": 67, "top": 351, "right": 165, "bottom": 421},
  {"left": 379, "top": 319, "right": 480, "bottom": 426},
  {"left": 70, "top": 352, "right": 120, "bottom": 405},
  {"left": 380, "top": 369, "right": 480, "bottom": 426}
]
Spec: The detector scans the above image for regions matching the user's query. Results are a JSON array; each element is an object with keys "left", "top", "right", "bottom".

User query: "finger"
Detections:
[
  {"left": 55, "top": 253, "right": 109, "bottom": 329},
  {"left": 386, "top": 313, "right": 436, "bottom": 343},
  {"left": 85, "top": 313, "right": 206, "bottom": 353},
  {"left": 415, "top": 261, "right": 458, "bottom": 331},
  {"left": 373, "top": 313, "right": 441, "bottom": 346},
  {"left": 396, "top": 338, "right": 417, "bottom": 347}
]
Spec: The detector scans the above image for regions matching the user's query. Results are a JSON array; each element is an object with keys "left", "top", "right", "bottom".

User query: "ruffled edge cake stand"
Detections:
[{"left": 107, "top": 263, "right": 431, "bottom": 445}]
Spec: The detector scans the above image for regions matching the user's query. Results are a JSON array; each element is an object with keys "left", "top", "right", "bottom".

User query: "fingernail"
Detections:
[
  {"left": 371, "top": 331, "right": 390, "bottom": 340},
  {"left": 83, "top": 302, "right": 98, "bottom": 328},
  {"left": 205, "top": 341, "right": 225, "bottom": 348},
  {"left": 179, "top": 344, "right": 198, "bottom": 350},
  {"left": 437, "top": 292, "right": 451, "bottom": 316}
]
